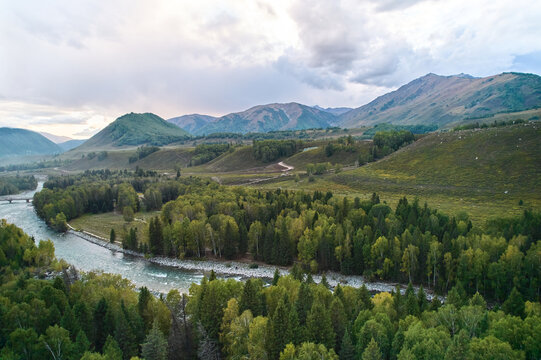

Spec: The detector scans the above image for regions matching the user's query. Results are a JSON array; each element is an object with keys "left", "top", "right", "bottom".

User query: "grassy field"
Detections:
[
  {"left": 63, "top": 147, "right": 194, "bottom": 172},
  {"left": 69, "top": 211, "right": 159, "bottom": 245},
  {"left": 251, "top": 123, "right": 541, "bottom": 225}
]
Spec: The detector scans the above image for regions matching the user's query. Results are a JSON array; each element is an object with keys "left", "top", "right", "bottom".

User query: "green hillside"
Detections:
[
  {"left": 0, "top": 128, "right": 62, "bottom": 157},
  {"left": 332, "top": 123, "right": 541, "bottom": 197},
  {"left": 254, "top": 123, "right": 541, "bottom": 223},
  {"left": 64, "top": 147, "right": 194, "bottom": 171},
  {"left": 78, "top": 112, "right": 191, "bottom": 150}
]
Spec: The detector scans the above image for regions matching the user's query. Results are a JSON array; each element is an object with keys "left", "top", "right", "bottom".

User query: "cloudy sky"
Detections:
[{"left": 1, "top": 0, "right": 540, "bottom": 138}]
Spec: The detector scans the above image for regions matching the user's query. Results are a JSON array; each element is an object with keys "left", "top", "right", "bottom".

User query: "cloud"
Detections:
[{"left": 0, "top": 0, "right": 540, "bottom": 137}]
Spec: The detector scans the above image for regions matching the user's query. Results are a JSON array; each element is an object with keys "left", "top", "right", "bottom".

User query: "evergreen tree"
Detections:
[
  {"left": 362, "top": 338, "right": 383, "bottom": 360},
  {"left": 115, "top": 301, "right": 138, "bottom": 359},
  {"left": 340, "top": 329, "right": 356, "bottom": 360},
  {"left": 103, "top": 335, "right": 123, "bottom": 360},
  {"left": 239, "top": 279, "right": 262, "bottom": 316},
  {"left": 306, "top": 299, "right": 335, "bottom": 349},
  {"left": 267, "top": 297, "right": 291, "bottom": 360},
  {"left": 73, "top": 330, "right": 91, "bottom": 359},
  {"left": 110, "top": 228, "right": 116, "bottom": 243},
  {"left": 296, "top": 282, "right": 314, "bottom": 327},
  {"left": 93, "top": 297, "right": 109, "bottom": 352},
  {"left": 502, "top": 287, "right": 525, "bottom": 318},
  {"left": 138, "top": 287, "right": 153, "bottom": 331},
  {"left": 272, "top": 268, "right": 280, "bottom": 286},
  {"left": 142, "top": 321, "right": 168, "bottom": 360},
  {"left": 417, "top": 285, "right": 428, "bottom": 313}
]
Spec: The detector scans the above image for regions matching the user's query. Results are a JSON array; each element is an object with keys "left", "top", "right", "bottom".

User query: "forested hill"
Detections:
[
  {"left": 168, "top": 103, "right": 337, "bottom": 135},
  {"left": 77, "top": 112, "right": 191, "bottom": 150},
  {"left": 338, "top": 72, "right": 541, "bottom": 128},
  {"left": 0, "top": 127, "right": 62, "bottom": 157}
]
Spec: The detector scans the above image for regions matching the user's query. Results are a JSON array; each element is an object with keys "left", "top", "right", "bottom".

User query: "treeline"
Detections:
[
  {"left": 362, "top": 123, "right": 438, "bottom": 137},
  {"left": 453, "top": 119, "right": 526, "bottom": 131},
  {"left": 188, "top": 273, "right": 540, "bottom": 360},
  {"left": 0, "top": 159, "right": 71, "bottom": 173},
  {"left": 189, "top": 143, "right": 231, "bottom": 166},
  {"left": 324, "top": 135, "right": 358, "bottom": 157},
  {"left": 252, "top": 140, "right": 302, "bottom": 162},
  {"left": 0, "top": 175, "right": 37, "bottom": 195},
  {"left": 2, "top": 221, "right": 539, "bottom": 360},
  {"left": 0, "top": 221, "right": 186, "bottom": 360},
  {"left": 129, "top": 146, "right": 160, "bottom": 163},
  {"left": 143, "top": 180, "right": 539, "bottom": 302}
]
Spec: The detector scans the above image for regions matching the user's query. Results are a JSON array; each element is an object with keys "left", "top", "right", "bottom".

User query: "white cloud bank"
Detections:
[{"left": 0, "top": 0, "right": 540, "bottom": 137}]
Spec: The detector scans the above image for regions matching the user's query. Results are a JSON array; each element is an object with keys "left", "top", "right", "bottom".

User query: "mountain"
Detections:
[
  {"left": 173, "top": 102, "right": 337, "bottom": 135},
  {"left": 39, "top": 132, "right": 72, "bottom": 144},
  {"left": 167, "top": 114, "right": 217, "bottom": 135},
  {"left": 339, "top": 72, "right": 541, "bottom": 128},
  {"left": 59, "top": 139, "right": 86, "bottom": 151},
  {"left": 312, "top": 105, "right": 353, "bottom": 116},
  {"left": 78, "top": 112, "right": 191, "bottom": 150},
  {"left": 0, "top": 128, "right": 62, "bottom": 157}
]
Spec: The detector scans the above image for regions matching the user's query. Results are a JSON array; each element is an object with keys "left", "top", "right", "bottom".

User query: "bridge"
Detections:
[{"left": 0, "top": 197, "right": 33, "bottom": 203}]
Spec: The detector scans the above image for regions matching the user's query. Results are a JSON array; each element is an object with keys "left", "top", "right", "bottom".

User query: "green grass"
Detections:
[
  {"left": 69, "top": 211, "right": 159, "bottom": 245},
  {"left": 251, "top": 124, "right": 541, "bottom": 225},
  {"left": 64, "top": 147, "right": 194, "bottom": 172}
]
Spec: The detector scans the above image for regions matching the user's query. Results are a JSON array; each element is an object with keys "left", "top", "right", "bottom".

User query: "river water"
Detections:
[{"left": 0, "top": 182, "right": 203, "bottom": 293}]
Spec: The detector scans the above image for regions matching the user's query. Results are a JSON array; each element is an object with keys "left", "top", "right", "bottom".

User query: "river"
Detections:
[
  {"left": 0, "top": 181, "right": 204, "bottom": 294},
  {"left": 0, "top": 181, "right": 410, "bottom": 297}
]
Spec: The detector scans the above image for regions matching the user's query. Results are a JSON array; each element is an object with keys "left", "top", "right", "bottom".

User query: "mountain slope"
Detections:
[
  {"left": 331, "top": 123, "right": 541, "bottom": 199},
  {"left": 313, "top": 105, "right": 353, "bottom": 116},
  {"left": 0, "top": 128, "right": 62, "bottom": 157},
  {"left": 59, "top": 139, "right": 86, "bottom": 151},
  {"left": 78, "top": 113, "right": 191, "bottom": 150},
  {"left": 39, "top": 132, "right": 73, "bottom": 143},
  {"left": 194, "top": 102, "right": 336, "bottom": 135},
  {"left": 167, "top": 114, "right": 217, "bottom": 134},
  {"left": 339, "top": 72, "right": 541, "bottom": 128}
]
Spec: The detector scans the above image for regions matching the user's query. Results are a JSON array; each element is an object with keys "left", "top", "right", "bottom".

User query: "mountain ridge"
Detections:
[
  {"left": 0, "top": 128, "right": 63, "bottom": 157},
  {"left": 77, "top": 112, "right": 190, "bottom": 150},
  {"left": 338, "top": 72, "right": 541, "bottom": 128}
]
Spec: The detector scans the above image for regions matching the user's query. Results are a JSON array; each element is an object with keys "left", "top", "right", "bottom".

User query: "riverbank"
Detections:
[{"left": 67, "top": 224, "right": 435, "bottom": 298}]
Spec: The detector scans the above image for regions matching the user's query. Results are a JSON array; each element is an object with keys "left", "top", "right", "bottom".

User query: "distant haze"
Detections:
[{"left": 1, "top": 0, "right": 540, "bottom": 137}]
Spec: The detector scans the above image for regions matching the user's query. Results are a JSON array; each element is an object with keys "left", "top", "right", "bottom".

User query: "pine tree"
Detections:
[
  {"left": 115, "top": 301, "right": 137, "bottom": 359},
  {"left": 93, "top": 297, "right": 109, "bottom": 352},
  {"left": 362, "top": 338, "right": 382, "bottom": 360},
  {"left": 267, "top": 297, "right": 291, "bottom": 360},
  {"left": 142, "top": 321, "right": 168, "bottom": 360},
  {"left": 306, "top": 299, "right": 335, "bottom": 350},
  {"left": 272, "top": 268, "right": 280, "bottom": 286},
  {"left": 502, "top": 287, "right": 525, "bottom": 318},
  {"left": 417, "top": 285, "right": 428, "bottom": 313},
  {"left": 73, "top": 330, "right": 90, "bottom": 359},
  {"left": 110, "top": 228, "right": 116, "bottom": 243},
  {"left": 295, "top": 282, "right": 314, "bottom": 327},
  {"left": 103, "top": 335, "right": 123, "bottom": 360},
  {"left": 239, "top": 279, "right": 262, "bottom": 316},
  {"left": 340, "top": 329, "right": 356, "bottom": 360},
  {"left": 60, "top": 305, "right": 80, "bottom": 339}
]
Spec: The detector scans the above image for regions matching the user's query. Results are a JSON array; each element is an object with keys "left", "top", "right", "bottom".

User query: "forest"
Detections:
[
  {"left": 189, "top": 144, "right": 231, "bottom": 167},
  {"left": 0, "top": 175, "right": 37, "bottom": 195},
  {"left": 252, "top": 140, "right": 302, "bottom": 162},
  {"left": 32, "top": 175, "right": 540, "bottom": 303},
  {"left": 0, "top": 220, "right": 539, "bottom": 360}
]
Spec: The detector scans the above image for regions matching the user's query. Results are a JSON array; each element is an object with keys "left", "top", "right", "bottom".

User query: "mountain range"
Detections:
[
  {"left": 167, "top": 72, "right": 541, "bottom": 134},
  {"left": 168, "top": 103, "right": 339, "bottom": 136}
]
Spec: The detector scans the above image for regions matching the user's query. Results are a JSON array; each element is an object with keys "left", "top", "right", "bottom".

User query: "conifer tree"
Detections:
[
  {"left": 306, "top": 299, "right": 335, "bottom": 349},
  {"left": 362, "top": 338, "right": 383, "bottom": 360}
]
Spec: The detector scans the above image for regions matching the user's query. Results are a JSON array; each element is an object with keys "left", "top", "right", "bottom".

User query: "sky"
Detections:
[{"left": 1, "top": 0, "right": 540, "bottom": 139}]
